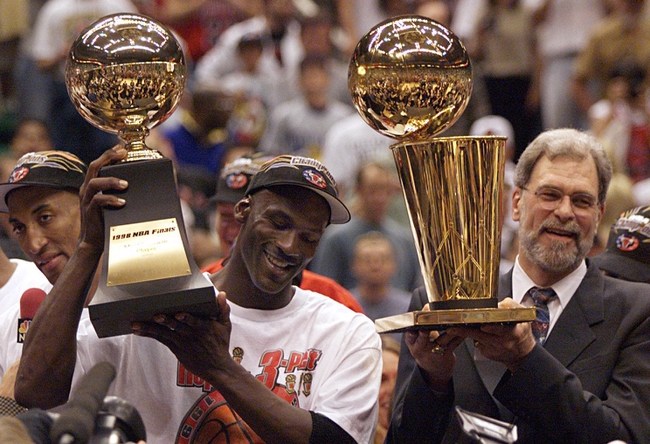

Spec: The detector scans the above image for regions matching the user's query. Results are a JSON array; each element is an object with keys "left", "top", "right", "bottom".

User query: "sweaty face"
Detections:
[
  {"left": 237, "top": 187, "right": 329, "bottom": 295},
  {"left": 215, "top": 202, "right": 240, "bottom": 253},
  {"left": 513, "top": 156, "right": 603, "bottom": 278},
  {"left": 7, "top": 187, "right": 81, "bottom": 284}
]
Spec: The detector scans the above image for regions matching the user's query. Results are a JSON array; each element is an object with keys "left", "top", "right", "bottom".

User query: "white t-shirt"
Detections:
[
  {"left": 0, "top": 259, "right": 51, "bottom": 312},
  {"left": 0, "top": 259, "right": 52, "bottom": 377},
  {"left": 30, "top": 0, "right": 137, "bottom": 72},
  {"left": 75, "top": 286, "right": 381, "bottom": 443},
  {"left": 320, "top": 113, "right": 393, "bottom": 193},
  {"left": 0, "top": 305, "right": 88, "bottom": 379}
]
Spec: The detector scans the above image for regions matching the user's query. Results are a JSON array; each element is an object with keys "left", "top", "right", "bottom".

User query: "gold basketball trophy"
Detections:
[
  {"left": 348, "top": 16, "right": 535, "bottom": 333},
  {"left": 66, "top": 13, "right": 217, "bottom": 337}
]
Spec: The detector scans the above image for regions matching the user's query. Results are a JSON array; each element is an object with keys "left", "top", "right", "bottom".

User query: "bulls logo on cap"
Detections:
[
  {"left": 302, "top": 169, "right": 327, "bottom": 189},
  {"left": 225, "top": 173, "right": 249, "bottom": 190},
  {"left": 616, "top": 234, "right": 639, "bottom": 252}
]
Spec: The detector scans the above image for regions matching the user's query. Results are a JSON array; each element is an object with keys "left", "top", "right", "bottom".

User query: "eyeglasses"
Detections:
[{"left": 521, "top": 186, "right": 598, "bottom": 213}]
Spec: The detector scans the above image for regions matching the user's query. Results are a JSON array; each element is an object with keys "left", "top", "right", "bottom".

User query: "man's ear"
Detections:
[
  {"left": 512, "top": 187, "right": 522, "bottom": 222},
  {"left": 235, "top": 197, "right": 251, "bottom": 223}
]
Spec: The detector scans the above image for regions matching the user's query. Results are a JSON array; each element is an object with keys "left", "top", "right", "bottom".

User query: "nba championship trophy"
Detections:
[
  {"left": 348, "top": 16, "right": 535, "bottom": 333},
  {"left": 66, "top": 13, "right": 216, "bottom": 337}
]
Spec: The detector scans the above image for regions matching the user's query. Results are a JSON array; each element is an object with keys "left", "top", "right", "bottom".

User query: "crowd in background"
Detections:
[
  {"left": 0, "top": 0, "right": 650, "bottom": 305},
  {"left": 1, "top": 1, "right": 650, "bottom": 442}
]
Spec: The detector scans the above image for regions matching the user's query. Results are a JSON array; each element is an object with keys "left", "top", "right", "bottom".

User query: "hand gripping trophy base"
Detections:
[
  {"left": 375, "top": 305, "right": 537, "bottom": 334},
  {"left": 89, "top": 158, "right": 218, "bottom": 338}
]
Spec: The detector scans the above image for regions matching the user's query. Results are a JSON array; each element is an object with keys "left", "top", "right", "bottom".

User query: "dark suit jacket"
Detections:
[{"left": 387, "top": 261, "right": 650, "bottom": 443}]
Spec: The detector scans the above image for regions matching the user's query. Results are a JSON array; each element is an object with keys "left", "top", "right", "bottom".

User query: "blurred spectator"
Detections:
[
  {"left": 373, "top": 335, "right": 400, "bottom": 444},
  {"left": 309, "top": 161, "right": 422, "bottom": 292},
  {"left": 0, "top": 118, "right": 53, "bottom": 183},
  {"left": 132, "top": 0, "right": 262, "bottom": 63},
  {"left": 589, "top": 61, "right": 650, "bottom": 180},
  {"left": 321, "top": 113, "right": 393, "bottom": 199},
  {"left": 219, "top": 32, "right": 267, "bottom": 100},
  {"left": 175, "top": 164, "right": 220, "bottom": 267},
  {"left": 596, "top": 174, "right": 637, "bottom": 254},
  {"left": 572, "top": 0, "right": 650, "bottom": 123},
  {"left": 217, "top": 31, "right": 285, "bottom": 134},
  {"left": 587, "top": 61, "right": 647, "bottom": 247},
  {"left": 194, "top": 0, "right": 302, "bottom": 108},
  {"left": 29, "top": 0, "right": 137, "bottom": 164},
  {"left": 417, "top": 0, "right": 493, "bottom": 137},
  {"left": 294, "top": 12, "right": 351, "bottom": 107},
  {"left": 258, "top": 54, "right": 352, "bottom": 158},
  {"left": 159, "top": 87, "right": 235, "bottom": 175},
  {"left": 469, "top": 0, "right": 542, "bottom": 162},
  {"left": 0, "top": 1, "right": 29, "bottom": 118},
  {"left": 11, "top": 0, "right": 53, "bottom": 128},
  {"left": 591, "top": 205, "right": 650, "bottom": 283},
  {"left": 4, "top": 118, "right": 52, "bottom": 158},
  {"left": 350, "top": 231, "right": 410, "bottom": 319},
  {"left": 530, "top": 0, "right": 606, "bottom": 130},
  {"left": 350, "top": 231, "right": 410, "bottom": 345}
]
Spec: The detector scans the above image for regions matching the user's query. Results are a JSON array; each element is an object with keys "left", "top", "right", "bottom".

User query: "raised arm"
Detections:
[{"left": 15, "top": 147, "right": 128, "bottom": 408}]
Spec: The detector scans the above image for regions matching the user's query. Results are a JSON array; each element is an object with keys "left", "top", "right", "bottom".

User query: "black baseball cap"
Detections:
[
  {"left": 212, "top": 154, "right": 272, "bottom": 205},
  {"left": 591, "top": 206, "right": 650, "bottom": 283},
  {"left": 0, "top": 150, "right": 87, "bottom": 213},
  {"left": 246, "top": 155, "right": 350, "bottom": 224}
]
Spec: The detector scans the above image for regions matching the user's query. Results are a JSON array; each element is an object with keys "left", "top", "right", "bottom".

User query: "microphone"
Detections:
[
  {"left": 49, "top": 361, "right": 117, "bottom": 444},
  {"left": 17, "top": 288, "right": 48, "bottom": 343},
  {"left": 92, "top": 396, "right": 147, "bottom": 443}
]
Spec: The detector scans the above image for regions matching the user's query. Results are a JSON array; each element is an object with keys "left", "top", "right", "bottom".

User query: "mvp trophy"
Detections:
[
  {"left": 348, "top": 16, "right": 535, "bottom": 333},
  {"left": 66, "top": 13, "right": 217, "bottom": 337}
]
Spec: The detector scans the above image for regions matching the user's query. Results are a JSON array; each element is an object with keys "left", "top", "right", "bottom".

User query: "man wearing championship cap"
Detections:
[
  {"left": 591, "top": 206, "right": 650, "bottom": 283},
  {"left": 204, "top": 154, "right": 364, "bottom": 313},
  {"left": 17, "top": 150, "right": 381, "bottom": 443},
  {"left": 0, "top": 151, "right": 87, "bottom": 405}
]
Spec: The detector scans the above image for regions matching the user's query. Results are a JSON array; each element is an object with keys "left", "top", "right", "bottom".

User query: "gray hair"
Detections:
[{"left": 514, "top": 128, "right": 613, "bottom": 204}]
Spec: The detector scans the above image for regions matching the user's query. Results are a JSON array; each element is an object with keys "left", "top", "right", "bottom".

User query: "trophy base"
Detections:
[
  {"left": 89, "top": 273, "right": 218, "bottom": 338},
  {"left": 374, "top": 306, "right": 536, "bottom": 334}
]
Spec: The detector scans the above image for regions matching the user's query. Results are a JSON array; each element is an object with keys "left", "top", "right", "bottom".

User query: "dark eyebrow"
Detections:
[{"left": 8, "top": 203, "right": 52, "bottom": 225}]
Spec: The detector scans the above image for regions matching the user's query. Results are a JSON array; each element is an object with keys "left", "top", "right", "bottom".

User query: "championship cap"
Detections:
[
  {"left": 0, "top": 150, "right": 87, "bottom": 213},
  {"left": 245, "top": 155, "right": 350, "bottom": 224},
  {"left": 591, "top": 206, "right": 650, "bottom": 283},
  {"left": 212, "top": 154, "right": 272, "bottom": 205}
]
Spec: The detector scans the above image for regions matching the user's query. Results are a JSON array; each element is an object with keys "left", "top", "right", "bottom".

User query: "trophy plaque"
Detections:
[
  {"left": 66, "top": 13, "right": 217, "bottom": 337},
  {"left": 348, "top": 15, "right": 535, "bottom": 333}
]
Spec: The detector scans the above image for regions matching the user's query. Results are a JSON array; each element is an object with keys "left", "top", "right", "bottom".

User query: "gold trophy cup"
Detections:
[
  {"left": 348, "top": 15, "right": 535, "bottom": 333},
  {"left": 66, "top": 13, "right": 217, "bottom": 337}
]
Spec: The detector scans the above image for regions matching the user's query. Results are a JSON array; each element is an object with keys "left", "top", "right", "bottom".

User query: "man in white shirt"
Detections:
[{"left": 16, "top": 151, "right": 381, "bottom": 443}]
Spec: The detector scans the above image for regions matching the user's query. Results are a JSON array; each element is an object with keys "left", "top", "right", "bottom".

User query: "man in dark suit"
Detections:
[{"left": 387, "top": 128, "right": 650, "bottom": 443}]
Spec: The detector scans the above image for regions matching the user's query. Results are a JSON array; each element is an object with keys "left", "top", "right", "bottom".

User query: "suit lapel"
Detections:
[{"left": 544, "top": 263, "right": 604, "bottom": 366}]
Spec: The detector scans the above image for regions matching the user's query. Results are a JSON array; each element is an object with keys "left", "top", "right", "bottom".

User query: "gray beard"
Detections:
[{"left": 520, "top": 229, "right": 592, "bottom": 274}]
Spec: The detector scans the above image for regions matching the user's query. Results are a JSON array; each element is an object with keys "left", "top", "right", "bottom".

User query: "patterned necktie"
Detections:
[{"left": 528, "top": 287, "right": 557, "bottom": 344}]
